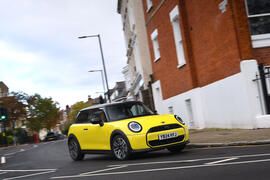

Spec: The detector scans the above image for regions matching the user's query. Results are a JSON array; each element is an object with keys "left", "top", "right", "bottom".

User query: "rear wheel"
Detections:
[
  {"left": 167, "top": 144, "right": 186, "bottom": 153},
  {"left": 111, "top": 135, "right": 130, "bottom": 160},
  {"left": 68, "top": 137, "right": 85, "bottom": 161}
]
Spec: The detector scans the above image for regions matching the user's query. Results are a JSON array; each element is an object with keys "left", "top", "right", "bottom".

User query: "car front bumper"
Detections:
[{"left": 127, "top": 126, "right": 189, "bottom": 152}]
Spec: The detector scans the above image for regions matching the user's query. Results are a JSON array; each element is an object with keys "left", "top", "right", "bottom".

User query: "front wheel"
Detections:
[
  {"left": 68, "top": 137, "right": 85, "bottom": 161},
  {"left": 167, "top": 144, "right": 186, "bottom": 153},
  {"left": 111, "top": 135, "right": 130, "bottom": 160}
]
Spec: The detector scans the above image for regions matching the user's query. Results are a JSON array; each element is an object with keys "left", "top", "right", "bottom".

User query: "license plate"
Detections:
[{"left": 158, "top": 132, "right": 178, "bottom": 140}]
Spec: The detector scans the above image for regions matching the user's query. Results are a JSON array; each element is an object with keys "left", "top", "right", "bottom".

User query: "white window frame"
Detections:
[
  {"left": 146, "top": 0, "right": 153, "bottom": 12},
  {"left": 170, "top": 5, "right": 186, "bottom": 68},
  {"left": 151, "top": 29, "right": 161, "bottom": 62},
  {"left": 245, "top": 0, "right": 270, "bottom": 48}
]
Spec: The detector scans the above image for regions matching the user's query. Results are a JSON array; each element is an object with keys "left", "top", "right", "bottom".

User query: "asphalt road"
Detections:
[{"left": 0, "top": 140, "right": 270, "bottom": 180}]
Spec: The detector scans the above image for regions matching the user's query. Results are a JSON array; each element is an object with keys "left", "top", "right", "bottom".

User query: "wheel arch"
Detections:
[
  {"left": 68, "top": 134, "right": 78, "bottom": 144},
  {"left": 110, "top": 130, "right": 132, "bottom": 151}
]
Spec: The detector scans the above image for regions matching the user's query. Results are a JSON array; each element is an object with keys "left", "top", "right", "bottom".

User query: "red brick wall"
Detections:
[
  {"left": 231, "top": 0, "right": 253, "bottom": 60},
  {"left": 185, "top": 0, "right": 242, "bottom": 87},
  {"left": 253, "top": 47, "right": 270, "bottom": 65},
  {"left": 143, "top": 0, "right": 195, "bottom": 100},
  {"left": 143, "top": 0, "right": 255, "bottom": 100}
]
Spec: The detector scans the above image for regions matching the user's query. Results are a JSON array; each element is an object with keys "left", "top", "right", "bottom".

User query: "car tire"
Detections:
[
  {"left": 111, "top": 135, "right": 130, "bottom": 160},
  {"left": 68, "top": 137, "right": 85, "bottom": 161},
  {"left": 167, "top": 144, "right": 186, "bottom": 153}
]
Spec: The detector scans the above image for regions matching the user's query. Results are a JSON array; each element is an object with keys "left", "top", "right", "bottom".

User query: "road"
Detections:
[{"left": 0, "top": 140, "right": 270, "bottom": 180}]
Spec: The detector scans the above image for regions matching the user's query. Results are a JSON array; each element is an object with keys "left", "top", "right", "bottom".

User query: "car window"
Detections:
[
  {"left": 87, "top": 108, "right": 107, "bottom": 123},
  {"left": 106, "top": 102, "right": 154, "bottom": 122},
  {"left": 130, "top": 104, "right": 146, "bottom": 116},
  {"left": 76, "top": 110, "right": 89, "bottom": 123},
  {"left": 107, "top": 105, "right": 132, "bottom": 122}
]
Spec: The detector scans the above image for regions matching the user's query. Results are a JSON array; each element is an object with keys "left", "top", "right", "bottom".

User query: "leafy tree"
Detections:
[
  {"left": 61, "top": 101, "right": 89, "bottom": 135},
  {"left": 0, "top": 93, "right": 27, "bottom": 129},
  {"left": 67, "top": 101, "right": 89, "bottom": 122},
  {"left": 27, "top": 94, "right": 60, "bottom": 132}
]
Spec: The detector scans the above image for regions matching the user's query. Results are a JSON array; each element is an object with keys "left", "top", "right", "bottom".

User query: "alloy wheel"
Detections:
[{"left": 112, "top": 136, "right": 129, "bottom": 160}]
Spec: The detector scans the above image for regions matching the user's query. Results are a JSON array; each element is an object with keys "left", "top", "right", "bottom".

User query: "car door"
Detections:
[
  {"left": 73, "top": 110, "right": 92, "bottom": 150},
  {"left": 84, "top": 108, "right": 112, "bottom": 150}
]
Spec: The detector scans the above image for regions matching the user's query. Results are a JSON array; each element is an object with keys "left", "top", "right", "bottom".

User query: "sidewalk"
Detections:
[{"left": 188, "top": 128, "right": 270, "bottom": 148}]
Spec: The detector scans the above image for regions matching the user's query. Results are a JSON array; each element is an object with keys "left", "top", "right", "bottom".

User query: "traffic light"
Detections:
[{"left": 0, "top": 107, "right": 8, "bottom": 121}]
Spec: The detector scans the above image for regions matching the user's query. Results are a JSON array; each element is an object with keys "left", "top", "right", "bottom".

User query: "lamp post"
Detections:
[
  {"left": 78, "top": 34, "right": 111, "bottom": 103},
  {"left": 88, "top": 69, "right": 106, "bottom": 98}
]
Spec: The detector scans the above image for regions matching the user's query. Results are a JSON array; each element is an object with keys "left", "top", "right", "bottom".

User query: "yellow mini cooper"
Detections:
[{"left": 68, "top": 101, "right": 189, "bottom": 160}]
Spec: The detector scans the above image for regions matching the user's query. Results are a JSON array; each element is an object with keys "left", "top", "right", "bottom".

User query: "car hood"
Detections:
[{"left": 111, "top": 114, "right": 181, "bottom": 134}]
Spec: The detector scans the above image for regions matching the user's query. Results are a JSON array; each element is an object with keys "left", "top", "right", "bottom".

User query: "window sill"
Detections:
[
  {"left": 147, "top": 6, "right": 153, "bottom": 13},
  {"left": 154, "top": 57, "right": 160, "bottom": 63},
  {"left": 251, "top": 34, "right": 270, "bottom": 48},
  {"left": 177, "top": 63, "right": 186, "bottom": 69}
]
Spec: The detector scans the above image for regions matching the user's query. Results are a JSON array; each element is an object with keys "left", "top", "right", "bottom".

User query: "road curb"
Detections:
[{"left": 187, "top": 140, "right": 270, "bottom": 148}]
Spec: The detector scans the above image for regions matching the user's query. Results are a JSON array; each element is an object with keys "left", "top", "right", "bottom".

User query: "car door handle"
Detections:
[{"left": 83, "top": 128, "right": 88, "bottom": 130}]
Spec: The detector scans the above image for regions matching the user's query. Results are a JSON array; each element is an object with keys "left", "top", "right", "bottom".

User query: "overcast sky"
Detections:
[{"left": 0, "top": 0, "right": 127, "bottom": 108}]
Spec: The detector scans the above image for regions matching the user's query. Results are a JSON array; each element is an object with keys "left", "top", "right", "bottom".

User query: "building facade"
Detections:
[
  {"left": 0, "top": 81, "right": 9, "bottom": 97},
  {"left": 118, "top": 0, "right": 155, "bottom": 110},
  {"left": 141, "top": 0, "right": 270, "bottom": 129}
]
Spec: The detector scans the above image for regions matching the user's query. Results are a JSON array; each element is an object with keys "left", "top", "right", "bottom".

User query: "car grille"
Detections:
[
  {"left": 148, "top": 124, "right": 182, "bottom": 133},
  {"left": 148, "top": 135, "right": 185, "bottom": 146}
]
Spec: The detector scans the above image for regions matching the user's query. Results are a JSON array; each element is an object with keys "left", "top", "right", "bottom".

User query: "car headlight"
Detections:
[
  {"left": 174, "top": 115, "right": 185, "bottom": 125},
  {"left": 128, "top": 121, "right": 142, "bottom": 133}
]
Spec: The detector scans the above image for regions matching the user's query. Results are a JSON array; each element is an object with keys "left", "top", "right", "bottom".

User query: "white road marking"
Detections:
[
  {"left": 0, "top": 172, "right": 7, "bottom": 175},
  {"left": 108, "top": 152, "right": 270, "bottom": 167},
  {"left": 3, "top": 170, "right": 55, "bottom": 180},
  {"left": 4, "top": 152, "right": 16, "bottom": 156},
  {"left": 205, "top": 157, "right": 238, "bottom": 165},
  {"left": 80, "top": 165, "right": 127, "bottom": 175},
  {"left": 2, "top": 140, "right": 64, "bottom": 159},
  {"left": 51, "top": 158, "right": 270, "bottom": 179},
  {"left": 0, "top": 169, "right": 56, "bottom": 172}
]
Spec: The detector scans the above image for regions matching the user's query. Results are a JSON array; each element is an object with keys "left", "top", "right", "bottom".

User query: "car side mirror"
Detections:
[{"left": 92, "top": 111, "right": 105, "bottom": 127}]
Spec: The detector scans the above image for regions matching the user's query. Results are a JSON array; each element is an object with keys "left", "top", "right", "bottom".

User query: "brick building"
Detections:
[{"left": 139, "top": 0, "right": 270, "bottom": 129}]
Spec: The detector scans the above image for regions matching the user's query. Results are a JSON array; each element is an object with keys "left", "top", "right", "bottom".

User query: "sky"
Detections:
[{"left": 0, "top": 0, "right": 127, "bottom": 108}]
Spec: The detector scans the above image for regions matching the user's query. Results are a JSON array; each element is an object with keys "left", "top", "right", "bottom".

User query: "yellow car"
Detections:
[{"left": 68, "top": 101, "right": 189, "bottom": 160}]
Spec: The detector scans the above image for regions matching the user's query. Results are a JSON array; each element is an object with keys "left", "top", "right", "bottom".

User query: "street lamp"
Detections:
[
  {"left": 88, "top": 69, "right": 106, "bottom": 98},
  {"left": 78, "top": 34, "right": 111, "bottom": 103}
]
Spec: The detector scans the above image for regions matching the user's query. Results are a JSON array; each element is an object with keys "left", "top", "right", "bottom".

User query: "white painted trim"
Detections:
[
  {"left": 154, "top": 57, "right": 160, "bottom": 62},
  {"left": 151, "top": 29, "right": 158, "bottom": 40},
  {"left": 151, "top": 29, "right": 161, "bottom": 60},
  {"left": 169, "top": 5, "right": 179, "bottom": 22},
  {"left": 177, "top": 63, "right": 185, "bottom": 68},
  {"left": 170, "top": 5, "right": 186, "bottom": 68},
  {"left": 249, "top": 13, "right": 270, "bottom": 18},
  {"left": 251, "top": 34, "right": 270, "bottom": 48},
  {"left": 146, "top": 0, "right": 153, "bottom": 12}
]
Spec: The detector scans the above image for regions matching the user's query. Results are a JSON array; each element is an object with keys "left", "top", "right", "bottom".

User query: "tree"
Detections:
[
  {"left": 61, "top": 101, "right": 89, "bottom": 135},
  {"left": 67, "top": 101, "right": 89, "bottom": 122},
  {"left": 0, "top": 93, "right": 27, "bottom": 129},
  {"left": 26, "top": 94, "right": 60, "bottom": 132}
]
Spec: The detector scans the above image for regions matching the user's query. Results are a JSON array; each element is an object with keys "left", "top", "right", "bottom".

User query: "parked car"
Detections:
[
  {"left": 44, "top": 132, "right": 61, "bottom": 141},
  {"left": 67, "top": 101, "right": 189, "bottom": 160}
]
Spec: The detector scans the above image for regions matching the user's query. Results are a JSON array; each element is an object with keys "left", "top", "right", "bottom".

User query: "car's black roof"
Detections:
[{"left": 80, "top": 101, "right": 142, "bottom": 112}]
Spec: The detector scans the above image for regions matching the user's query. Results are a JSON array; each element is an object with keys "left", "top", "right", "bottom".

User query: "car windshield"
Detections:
[{"left": 106, "top": 102, "right": 154, "bottom": 121}]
